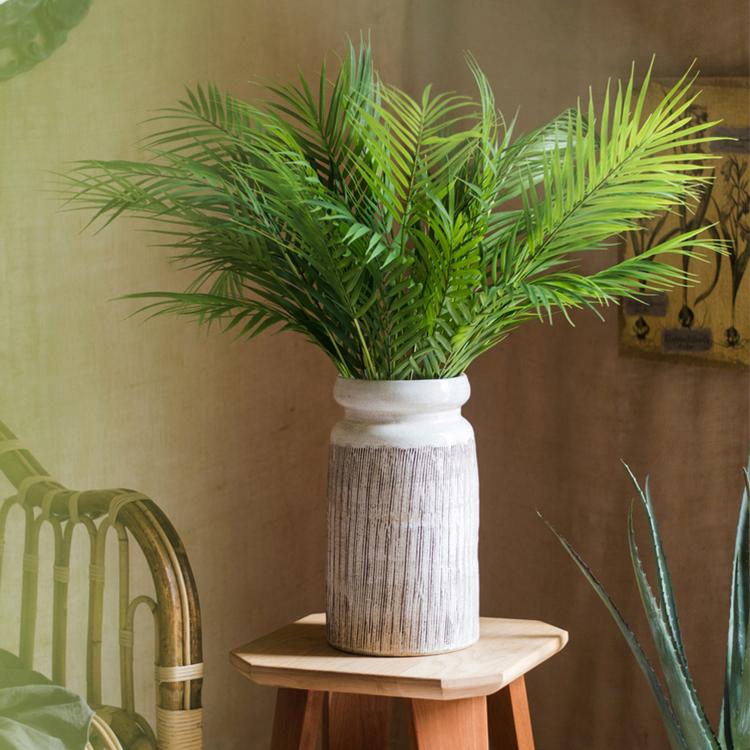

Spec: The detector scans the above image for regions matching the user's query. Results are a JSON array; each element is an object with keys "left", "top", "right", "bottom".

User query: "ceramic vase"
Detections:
[{"left": 326, "top": 375, "right": 480, "bottom": 656}]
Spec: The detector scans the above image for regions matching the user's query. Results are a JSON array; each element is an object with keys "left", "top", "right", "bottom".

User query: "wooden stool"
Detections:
[{"left": 231, "top": 613, "right": 567, "bottom": 750}]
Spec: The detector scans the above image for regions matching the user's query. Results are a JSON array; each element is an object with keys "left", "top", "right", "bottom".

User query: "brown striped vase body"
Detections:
[{"left": 326, "top": 375, "right": 480, "bottom": 656}]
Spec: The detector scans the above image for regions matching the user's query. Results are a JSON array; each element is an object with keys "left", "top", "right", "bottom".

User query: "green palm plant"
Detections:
[
  {"left": 63, "top": 41, "right": 722, "bottom": 379},
  {"left": 546, "top": 462, "right": 749, "bottom": 749}
]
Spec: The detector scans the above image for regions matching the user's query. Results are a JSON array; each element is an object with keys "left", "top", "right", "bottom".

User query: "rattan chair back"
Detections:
[{"left": 0, "top": 420, "right": 203, "bottom": 749}]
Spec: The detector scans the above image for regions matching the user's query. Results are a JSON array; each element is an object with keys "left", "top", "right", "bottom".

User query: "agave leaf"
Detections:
[
  {"left": 622, "top": 464, "right": 689, "bottom": 671},
  {"left": 627, "top": 504, "right": 719, "bottom": 749},
  {"left": 720, "top": 465, "right": 750, "bottom": 749},
  {"left": 549, "top": 463, "right": 750, "bottom": 750},
  {"left": 543, "top": 515, "right": 688, "bottom": 750}
]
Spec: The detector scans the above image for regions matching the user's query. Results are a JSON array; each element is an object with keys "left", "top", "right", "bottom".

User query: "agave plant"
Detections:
[
  {"left": 546, "top": 463, "right": 749, "bottom": 749},
  {"left": 63, "top": 41, "right": 721, "bottom": 379}
]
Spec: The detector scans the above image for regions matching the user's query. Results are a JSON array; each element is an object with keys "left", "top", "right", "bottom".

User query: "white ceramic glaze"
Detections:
[
  {"left": 330, "top": 375, "right": 474, "bottom": 449},
  {"left": 326, "top": 375, "right": 480, "bottom": 656}
]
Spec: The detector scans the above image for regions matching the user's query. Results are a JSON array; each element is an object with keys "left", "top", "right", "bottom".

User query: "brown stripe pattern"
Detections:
[{"left": 326, "top": 441, "right": 480, "bottom": 655}]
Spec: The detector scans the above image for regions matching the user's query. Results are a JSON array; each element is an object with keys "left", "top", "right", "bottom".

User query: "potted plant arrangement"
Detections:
[
  {"left": 546, "top": 461, "right": 749, "bottom": 749},
  {"left": 64, "top": 41, "right": 719, "bottom": 656}
]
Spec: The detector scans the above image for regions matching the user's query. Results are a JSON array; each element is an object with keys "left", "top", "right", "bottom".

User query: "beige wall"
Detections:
[
  {"left": 414, "top": 1, "right": 750, "bottom": 748},
  {"left": 0, "top": 1, "right": 748, "bottom": 748}
]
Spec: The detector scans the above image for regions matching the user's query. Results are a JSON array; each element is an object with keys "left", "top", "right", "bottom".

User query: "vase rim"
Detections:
[
  {"left": 335, "top": 374, "right": 468, "bottom": 384},
  {"left": 333, "top": 373, "right": 470, "bottom": 414}
]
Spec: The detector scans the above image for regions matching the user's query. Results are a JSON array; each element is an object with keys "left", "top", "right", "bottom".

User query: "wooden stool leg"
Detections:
[
  {"left": 326, "top": 693, "right": 393, "bottom": 750},
  {"left": 487, "top": 676, "right": 535, "bottom": 750},
  {"left": 270, "top": 688, "right": 324, "bottom": 750},
  {"left": 410, "top": 696, "right": 489, "bottom": 750}
]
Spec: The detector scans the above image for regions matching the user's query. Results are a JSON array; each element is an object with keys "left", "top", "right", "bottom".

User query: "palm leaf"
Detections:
[{"left": 60, "top": 42, "right": 725, "bottom": 379}]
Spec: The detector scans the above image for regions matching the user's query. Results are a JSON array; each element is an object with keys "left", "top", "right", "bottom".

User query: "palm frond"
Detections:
[{"left": 61, "top": 42, "right": 724, "bottom": 379}]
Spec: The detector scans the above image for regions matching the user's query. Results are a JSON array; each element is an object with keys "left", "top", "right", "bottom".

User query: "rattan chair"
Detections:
[{"left": 0, "top": 420, "right": 203, "bottom": 750}]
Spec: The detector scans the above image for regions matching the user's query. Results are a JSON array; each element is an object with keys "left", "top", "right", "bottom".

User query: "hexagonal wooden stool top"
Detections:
[
  {"left": 231, "top": 613, "right": 568, "bottom": 750},
  {"left": 231, "top": 612, "right": 567, "bottom": 699}
]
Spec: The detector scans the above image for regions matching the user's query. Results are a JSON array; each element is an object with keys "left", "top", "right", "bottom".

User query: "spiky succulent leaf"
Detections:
[
  {"left": 550, "top": 462, "right": 750, "bottom": 750},
  {"left": 627, "top": 504, "right": 719, "bottom": 749},
  {"left": 622, "top": 464, "right": 689, "bottom": 671},
  {"left": 721, "top": 467, "right": 750, "bottom": 749},
  {"left": 543, "top": 515, "right": 687, "bottom": 750}
]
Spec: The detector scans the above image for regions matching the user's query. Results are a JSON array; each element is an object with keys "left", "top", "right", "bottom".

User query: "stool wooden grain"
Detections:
[{"left": 231, "top": 613, "right": 567, "bottom": 749}]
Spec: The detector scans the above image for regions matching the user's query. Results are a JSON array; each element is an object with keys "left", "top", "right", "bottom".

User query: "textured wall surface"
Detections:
[
  {"left": 0, "top": 1, "right": 748, "bottom": 748},
  {"left": 415, "top": 3, "right": 750, "bottom": 747}
]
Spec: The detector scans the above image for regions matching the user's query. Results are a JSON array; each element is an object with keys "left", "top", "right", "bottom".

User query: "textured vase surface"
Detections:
[{"left": 326, "top": 375, "right": 480, "bottom": 656}]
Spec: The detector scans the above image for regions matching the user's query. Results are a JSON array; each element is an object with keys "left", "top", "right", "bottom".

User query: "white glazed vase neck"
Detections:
[{"left": 331, "top": 375, "right": 473, "bottom": 449}]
